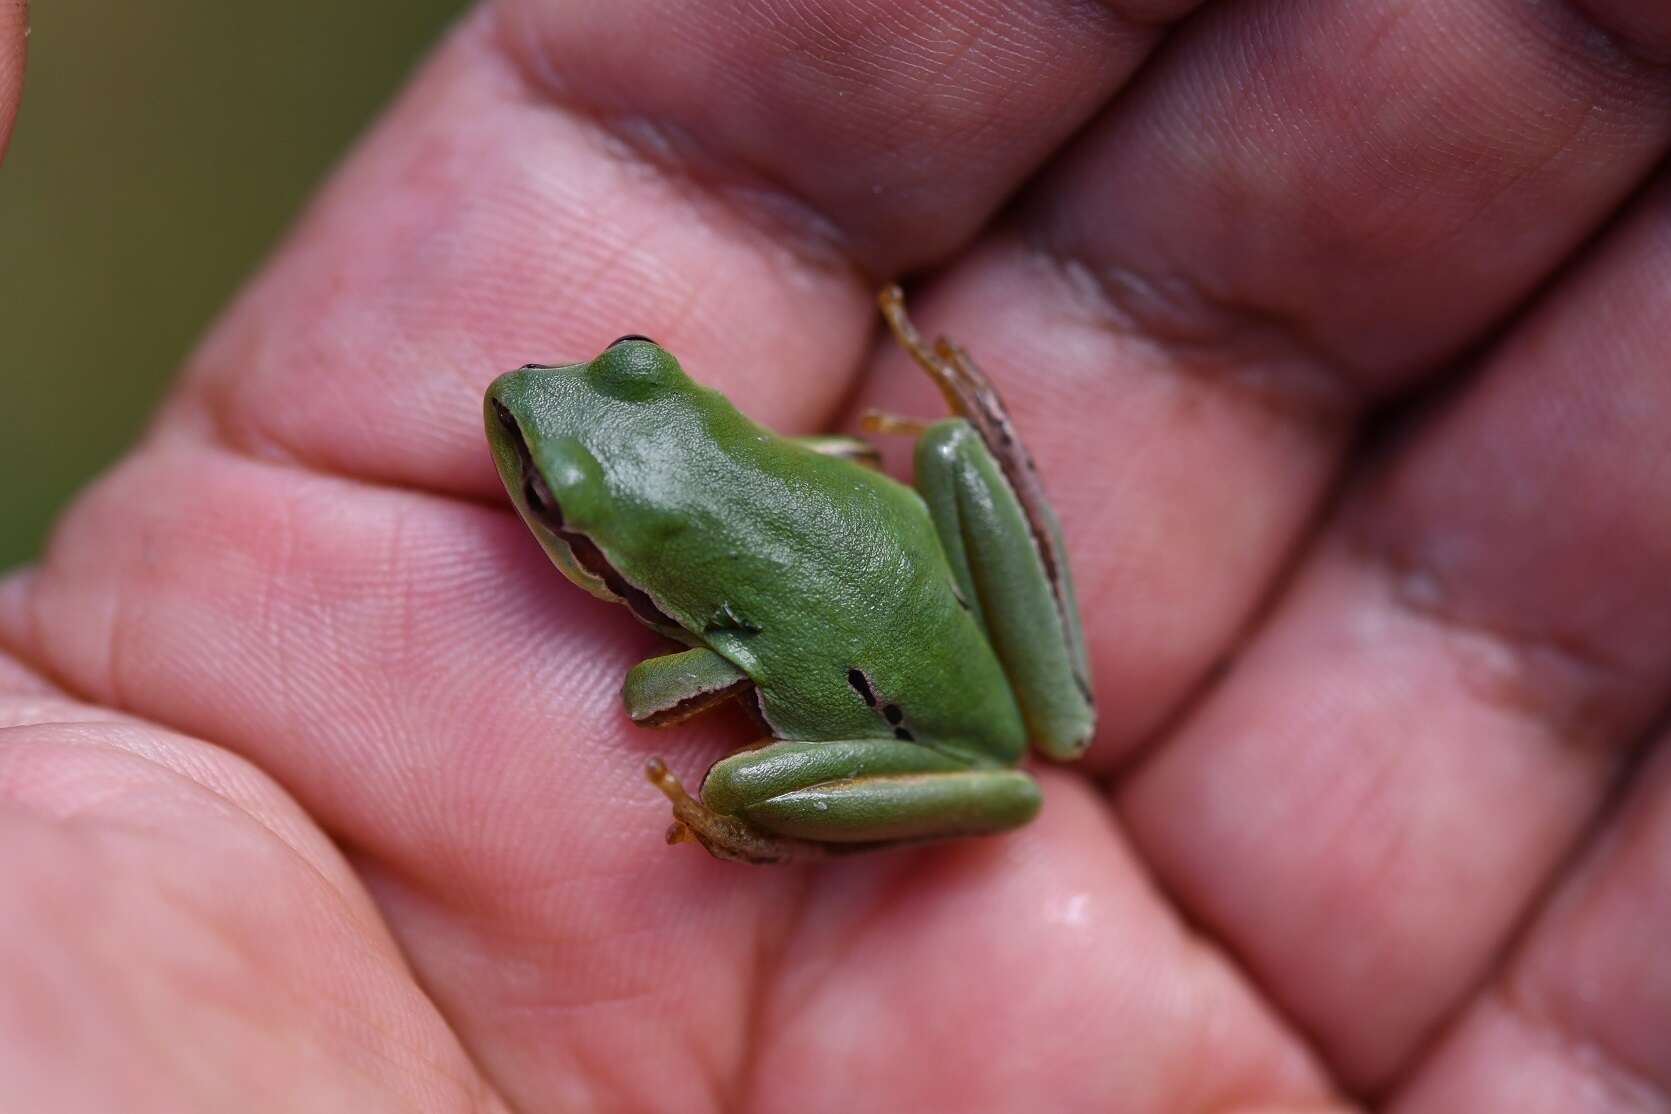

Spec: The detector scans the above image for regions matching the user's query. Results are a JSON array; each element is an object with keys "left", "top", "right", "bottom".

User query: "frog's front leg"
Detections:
[
  {"left": 623, "top": 647, "right": 752, "bottom": 727},
  {"left": 646, "top": 740, "right": 1041, "bottom": 864},
  {"left": 790, "top": 433, "right": 882, "bottom": 471}
]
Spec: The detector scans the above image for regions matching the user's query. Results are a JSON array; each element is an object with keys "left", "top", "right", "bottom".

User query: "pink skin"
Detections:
[
  {"left": 2, "top": 1, "right": 1670, "bottom": 1110},
  {"left": 0, "top": 0, "right": 22, "bottom": 160}
]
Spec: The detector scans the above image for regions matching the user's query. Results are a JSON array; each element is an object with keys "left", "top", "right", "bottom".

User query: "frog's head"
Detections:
[
  {"left": 488, "top": 332, "right": 684, "bottom": 423},
  {"left": 485, "top": 334, "right": 686, "bottom": 495},
  {"left": 482, "top": 336, "right": 692, "bottom": 634}
]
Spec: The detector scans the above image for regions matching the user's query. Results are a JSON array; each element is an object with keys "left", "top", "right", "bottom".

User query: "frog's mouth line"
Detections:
[
  {"left": 491, "top": 400, "right": 565, "bottom": 529},
  {"left": 492, "top": 399, "right": 680, "bottom": 632}
]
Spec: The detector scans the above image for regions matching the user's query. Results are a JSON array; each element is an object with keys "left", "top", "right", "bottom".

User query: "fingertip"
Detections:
[
  {"left": 0, "top": 565, "right": 38, "bottom": 657},
  {"left": 0, "top": 0, "right": 24, "bottom": 162}
]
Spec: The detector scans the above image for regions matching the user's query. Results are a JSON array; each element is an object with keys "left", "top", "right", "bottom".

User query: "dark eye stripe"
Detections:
[{"left": 609, "top": 334, "right": 657, "bottom": 348}]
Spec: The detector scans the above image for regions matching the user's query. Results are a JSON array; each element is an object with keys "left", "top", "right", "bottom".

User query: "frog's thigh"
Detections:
[
  {"left": 702, "top": 739, "right": 1040, "bottom": 843},
  {"left": 623, "top": 647, "right": 751, "bottom": 727},
  {"left": 790, "top": 433, "right": 882, "bottom": 471},
  {"left": 915, "top": 420, "right": 1094, "bottom": 760}
]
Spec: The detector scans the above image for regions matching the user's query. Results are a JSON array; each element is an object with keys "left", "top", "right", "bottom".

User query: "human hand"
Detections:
[{"left": 3, "top": 2, "right": 1668, "bottom": 1110}]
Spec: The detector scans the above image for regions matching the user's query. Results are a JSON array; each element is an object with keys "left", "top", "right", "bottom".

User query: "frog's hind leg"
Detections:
[
  {"left": 644, "top": 758, "right": 833, "bottom": 865},
  {"left": 877, "top": 285, "right": 1074, "bottom": 616},
  {"left": 649, "top": 739, "right": 1041, "bottom": 863},
  {"left": 880, "top": 283, "right": 1095, "bottom": 759},
  {"left": 914, "top": 419, "right": 1095, "bottom": 759}
]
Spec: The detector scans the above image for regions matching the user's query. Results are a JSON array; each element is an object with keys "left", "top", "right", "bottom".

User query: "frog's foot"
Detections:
[
  {"left": 878, "top": 284, "right": 1006, "bottom": 430},
  {"left": 859, "top": 409, "right": 930, "bottom": 437},
  {"left": 643, "top": 758, "right": 830, "bottom": 865},
  {"left": 879, "top": 284, "right": 1052, "bottom": 529},
  {"left": 790, "top": 433, "right": 884, "bottom": 471}
]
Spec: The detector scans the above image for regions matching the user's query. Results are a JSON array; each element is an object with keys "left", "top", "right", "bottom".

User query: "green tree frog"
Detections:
[{"left": 485, "top": 287, "right": 1094, "bottom": 863}]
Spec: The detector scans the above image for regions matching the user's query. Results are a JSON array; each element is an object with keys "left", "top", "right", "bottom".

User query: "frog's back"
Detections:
[{"left": 591, "top": 387, "right": 1027, "bottom": 763}]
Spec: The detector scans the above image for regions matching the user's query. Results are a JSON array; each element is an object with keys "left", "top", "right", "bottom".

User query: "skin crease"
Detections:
[{"left": 2, "top": 1, "right": 1671, "bottom": 1111}]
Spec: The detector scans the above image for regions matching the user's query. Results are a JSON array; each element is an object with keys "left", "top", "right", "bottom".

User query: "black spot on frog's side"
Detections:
[
  {"left": 846, "top": 669, "right": 916, "bottom": 741},
  {"left": 882, "top": 704, "right": 914, "bottom": 741},
  {"left": 846, "top": 668, "right": 877, "bottom": 707}
]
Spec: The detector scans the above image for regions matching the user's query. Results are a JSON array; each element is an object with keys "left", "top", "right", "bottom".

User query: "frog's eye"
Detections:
[
  {"left": 608, "top": 334, "right": 657, "bottom": 348},
  {"left": 520, "top": 362, "right": 554, "bottom": 370},
  {"left": 590, "top": 337, "right": 679, "bottom": 400}
]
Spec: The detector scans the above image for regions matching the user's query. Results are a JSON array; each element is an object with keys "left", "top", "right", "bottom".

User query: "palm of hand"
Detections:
[{"left": 3, "top": 2, "right": 1670, "bottom": 1111}]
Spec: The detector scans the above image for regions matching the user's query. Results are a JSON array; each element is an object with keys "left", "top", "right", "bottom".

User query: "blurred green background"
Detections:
[{"left": 0, "top": 0, "right": 465, "bottom": 569}]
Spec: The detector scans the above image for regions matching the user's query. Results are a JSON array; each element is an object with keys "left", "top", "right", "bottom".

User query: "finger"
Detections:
[
  {"left": 0, "top": 573, "right": 48, "bottom": 694},
  {"left": 182, "top": 0, "right": 1196, "bottom": 499},
  {"left": 851, "top": 0, "right": 1671, "bottom": 760},
  {"left": 743, "top": 773, "right": 1340, "bottom": 1112},
  {"left": 1117, "top": 174, "right": 1671, "bottom": 1090},
  {"left": 0, "top": 0, "right": 23, "bottom": 160},
  {"left": 0, "top": 661, "right": 494, "bottom": 1111},
  {"left": 1390, "top": 737, "right": 1671, "bottom": 1113},
  {"left": 498, "top": 0, "right": 1199, "bottom": 270},
  {"left": 2, "top": 443, "right": 812, "bottom": 1107}
]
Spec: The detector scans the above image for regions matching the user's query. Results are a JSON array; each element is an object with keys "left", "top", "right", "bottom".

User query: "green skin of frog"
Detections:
[{"left": 484, "top": 288, "right": 1094, "bottom": 864}]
